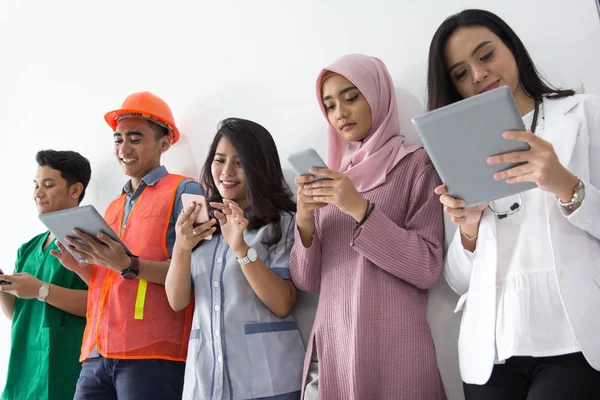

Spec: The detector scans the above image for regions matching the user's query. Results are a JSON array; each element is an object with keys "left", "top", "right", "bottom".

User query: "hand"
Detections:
[
  {"left": 210, "top": 200, "right": 248, "bottom": 253},
  {"left": 434, "top": 185, "right": 488, "bottom": 226},
  {"left": 302, "top": 168, "right": 368, "bottom": 222},
  {"left": 50, "top": 241, "right": 89, "bottom": 272},
  {"left": 0, "top": 273, "right": 43, "bottom": 299},
  {"left": 175, "top": 202, "right": 217, "bottom": 251},
  {"left": 488, "top": 129, "right": 579, "bottom": 201},
  {"left": 63, "top": 230, "right": 131, "bottom": 273},
  {"left": 295, "top": 175, "right": 327, "bottom": 222}
]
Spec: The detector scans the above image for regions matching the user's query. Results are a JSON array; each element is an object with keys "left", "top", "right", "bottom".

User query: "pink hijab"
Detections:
[{"left": 316, "top": 54, "right": 420, "bottom": 192}]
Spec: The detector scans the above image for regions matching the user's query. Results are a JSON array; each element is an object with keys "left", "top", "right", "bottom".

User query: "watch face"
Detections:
[
  {"left": 247, "top": 248, "right": 258, "bottom": 262},
  {"left": 121, "top": 270, "right": 137, "bottom": 280}
]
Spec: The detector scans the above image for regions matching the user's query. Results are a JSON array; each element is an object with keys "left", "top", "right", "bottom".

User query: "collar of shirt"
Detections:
[{"left": 122, "top": 165, "right": 169, "bottom": 195}]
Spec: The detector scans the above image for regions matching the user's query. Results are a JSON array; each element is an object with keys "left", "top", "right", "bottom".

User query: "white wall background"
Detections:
[{"left": 1, "top": 1, "right": 599, "bottom": 399}]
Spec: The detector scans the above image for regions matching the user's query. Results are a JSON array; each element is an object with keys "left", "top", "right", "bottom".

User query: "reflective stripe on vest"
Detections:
[{"left": 80, "top": 174, "right": 194, "bottom": 362}]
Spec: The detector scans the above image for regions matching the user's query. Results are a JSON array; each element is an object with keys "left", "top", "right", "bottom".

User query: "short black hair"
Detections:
[
  {"left": 36, "top": 150, "right": 92, "bottom": 204},
  {"left": 147, "top": 120, "right": 170, "bottom": 140}
]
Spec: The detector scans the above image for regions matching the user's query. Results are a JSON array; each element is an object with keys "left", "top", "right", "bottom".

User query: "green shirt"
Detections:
[{"left": 1, "top": 232, "right": 87, "bottom": 400}]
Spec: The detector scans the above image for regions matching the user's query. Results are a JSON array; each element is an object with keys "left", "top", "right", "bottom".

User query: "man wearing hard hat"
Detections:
[{"left": 57, "top": 92, "right": 203, "bottom": 399}]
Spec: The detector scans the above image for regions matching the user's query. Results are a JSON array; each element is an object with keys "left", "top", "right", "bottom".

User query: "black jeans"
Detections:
[{"left": 463, "top": 352, "right": 600, "bottom": 400}]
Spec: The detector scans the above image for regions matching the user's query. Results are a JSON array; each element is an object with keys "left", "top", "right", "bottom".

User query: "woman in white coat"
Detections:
[{"left": 426, "top": 9, "right": 600, "bottom": 400}]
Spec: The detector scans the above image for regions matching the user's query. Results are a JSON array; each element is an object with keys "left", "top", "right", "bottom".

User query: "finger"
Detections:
[
  {"left": 177, "top": 202, "right": 198, "bottom": 225},
  {"left": 304, "top": 187, "right": 336, "bottom": 197},
  {"left": 487, "top": 151, "right": 531, "bottom": 165},
  {"left": 443, "top": 205, "right": 467, "bottom": 219},
  {"left": 0, "top": 275, "right": 14, "bottom": 283},
  {"left": 198, "top": 218, "right": 217, "bottom": 231},
  {"left": 296, "top": 175, "right": 315, "bottom": 185},
  {"left": 451, "top": 216, "right": 468, "bottom": 225},
  {"left": 502, "top": 129, "right": 539, "bottom": 144},
  {"left": 183, "top": 204, "right": 203, "bottom": 228},
  {"left": 65, "top": 236, "right": 93, "bottom": 253},
  {"left": 72, "top": 230, "right": 99, "bottom": 249},
  {"left": 434, "top": 185, "right": 448, "bottom": 195},
  {"left": 311, "top": 196, "right": 334, "bottom": 204},
  {"left": 308, "top": 168, "right": 342, "bottom": 179},
  {"left": 225, "top": 201, "right": 244, "bottom": 215},
  {"left": 214, "top": 210, "right": 227, "bottom": 224},
  {"left": 210, "top": 202, "right": 232, "bottom": 215},
  {"left": 304, "top": 179, "right": 335, "bottom": 189},
  {"left": 439, "top": 193, "right": 466, "bottom": 208},
  {"left": 505, "top": 172, "right": 536, "bottom": 185},
  {"left": 232, "top": 209, "right": 248, "bottom": 224},
  {"left": 493, "top": 163, "right": 535, "bottom": 181},
  {"left": 223, "top": 199, "right": 240, "bottom": 208},
  {"left": 196, "top": 227, "right": 217, "bottom": 241},
  {"left": 96, "top": 232, "right": 120, "bottom": 249},
  {"left": 192, "top": 219, "right": 217, "bottom": 235},
  {"left": 49, "top": 249, "right": 61, "bottom": 258},
  {"left": 66, "top": 243, "right": 92, "bottom": 261},
  {"left": 238, "top": 217, "right": 249, "bottom": 229},
  {"left": 301, "top": 195, "right": 329, "bottom": 205}
]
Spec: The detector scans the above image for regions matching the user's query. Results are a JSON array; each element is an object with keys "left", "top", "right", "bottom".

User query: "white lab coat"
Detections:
[{"left": 445, "top": 94, "right": 600, "bottom": 385}]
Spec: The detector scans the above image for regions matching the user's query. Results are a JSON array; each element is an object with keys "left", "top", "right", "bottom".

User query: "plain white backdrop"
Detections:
[{"left": 1, "top": 1, "right": 599, "bottom": 399}]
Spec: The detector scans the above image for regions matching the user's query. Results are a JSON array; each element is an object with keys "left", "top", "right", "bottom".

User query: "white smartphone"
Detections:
[
  {"left": 181, "top": 194, "right": 212, "bottom": 240},
  {"left": 287, "top": 148, "right": 330, "bottom": 181}
]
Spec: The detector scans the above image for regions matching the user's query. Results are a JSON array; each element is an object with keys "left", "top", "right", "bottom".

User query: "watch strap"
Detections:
[
  {"left": 37, "top": 282, "right": 50, "bottom": 302},
  {"left": 558, "top": 179, "right": 585, "bottom": 212},
  {"left": 120, "top": 255, "right": 140, "bottom": 279}
]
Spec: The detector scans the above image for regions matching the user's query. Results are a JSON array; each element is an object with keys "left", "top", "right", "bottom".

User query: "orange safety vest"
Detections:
[{"left": 80, "top": 173, "right": 193, "bottom": 362}]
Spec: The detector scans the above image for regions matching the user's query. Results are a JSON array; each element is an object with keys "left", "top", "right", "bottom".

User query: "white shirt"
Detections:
[
  {"left": 471, "top": 107, "right": 579, "bottom": 361},
  {"left": 445, "top": 94, "right": 600, "bottom": 384}
]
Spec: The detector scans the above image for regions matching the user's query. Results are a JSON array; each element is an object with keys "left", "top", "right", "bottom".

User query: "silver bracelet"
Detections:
[{"left": 459, "top": 226, "right": 478, "bottom": 242}]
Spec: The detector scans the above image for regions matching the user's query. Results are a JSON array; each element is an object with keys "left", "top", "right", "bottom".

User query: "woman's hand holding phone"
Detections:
[{"left": 175, "top": 199, "right": 217, "bottom": 251}]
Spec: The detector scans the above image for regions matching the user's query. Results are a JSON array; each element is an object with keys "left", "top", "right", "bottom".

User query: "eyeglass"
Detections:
[{"left": 488, "top": 194, "right": 523, "bottom": 219}]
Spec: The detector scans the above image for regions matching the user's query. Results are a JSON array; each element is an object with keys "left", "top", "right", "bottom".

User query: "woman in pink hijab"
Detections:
[{"left": 290, "top": 54, "right": 447, "bottom": 400}]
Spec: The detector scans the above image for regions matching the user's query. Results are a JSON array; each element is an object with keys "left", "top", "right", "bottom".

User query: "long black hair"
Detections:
[
  {"left": 200, "top": 118, "right": 296, "bottom": 247},
  {"left": 427, "top": 9, "right": 577, "bottom": 111}
]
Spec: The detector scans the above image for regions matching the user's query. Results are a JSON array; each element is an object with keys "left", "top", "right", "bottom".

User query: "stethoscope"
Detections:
[{"left": 488, "top": 98, "right": 542, "bottom": 219}]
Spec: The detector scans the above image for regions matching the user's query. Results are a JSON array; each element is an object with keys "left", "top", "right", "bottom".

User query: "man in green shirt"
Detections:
[{"left": 0, "top": 149, "right": 91, "bottom": 400}]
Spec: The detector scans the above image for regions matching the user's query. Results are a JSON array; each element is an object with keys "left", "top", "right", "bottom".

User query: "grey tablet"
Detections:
[
  {"left": 39, "top": 205, "right": 132, "bottom": 262},
  {"left": 412, "top": 86, "right": 536, "bottom": 207},
  {"left": 287, "top": 148, "right": 330, "bottom": 181}
]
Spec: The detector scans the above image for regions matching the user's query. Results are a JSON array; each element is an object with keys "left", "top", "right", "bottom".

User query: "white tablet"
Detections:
[
  {"left": 411, "top": 86, "right": 536, "bottom": 207},
  {"left": 39, "top": 205, "right": 132, "bottom": 262}
]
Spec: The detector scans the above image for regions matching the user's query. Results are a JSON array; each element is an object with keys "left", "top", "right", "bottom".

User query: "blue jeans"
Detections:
[{"left": 73, "top": 356, "right": 185, "bottom": 400}]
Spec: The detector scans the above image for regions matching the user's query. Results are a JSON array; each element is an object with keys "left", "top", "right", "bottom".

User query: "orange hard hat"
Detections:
[{"left": 104, "top": 91, "right": 180, "bottom": 144}]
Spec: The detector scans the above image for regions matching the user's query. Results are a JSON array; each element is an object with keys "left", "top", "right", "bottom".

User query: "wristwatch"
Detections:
[
  {"left": 37, "top": 282, "right": 50, "bottom": 302},
  {"left": 237, "top": 248, "right": 258, "bottom": 266},
  {"left": 558, "top": 179, "right": 585, "bottom": 212},
  {"left": 120, "top": 255, "right": 140, "bottom": 280}
]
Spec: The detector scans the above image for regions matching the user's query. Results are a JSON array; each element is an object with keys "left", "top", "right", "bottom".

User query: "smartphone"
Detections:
[
  {"left": 287, "top": 148, "right": 331, "bottom": 181},
  {"left": 181, "top": 194, "right": 212, "bottom": 240},
  {"left": 0, "top": 269, "right": 11, "bottom": 285}
]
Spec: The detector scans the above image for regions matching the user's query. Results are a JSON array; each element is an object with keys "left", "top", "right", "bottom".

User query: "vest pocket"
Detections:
[{"left": 244, "top": 321, "right": 304, "bottom": 398}]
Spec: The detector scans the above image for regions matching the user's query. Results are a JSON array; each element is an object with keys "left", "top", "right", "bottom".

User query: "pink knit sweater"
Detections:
[{"left": 290, "top": 149, "right": 447, "bottom": 400}]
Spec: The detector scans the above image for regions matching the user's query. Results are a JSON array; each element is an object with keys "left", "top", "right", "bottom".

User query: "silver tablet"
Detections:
[
  {"left": 412, "top": 86, "right": 536, "bottom": 207},
  {"left": 39, "top": 205, "right": 132, "bottom": 262}
]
